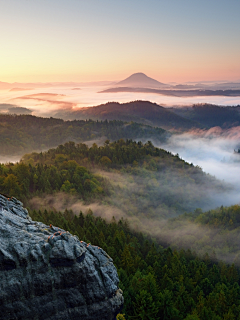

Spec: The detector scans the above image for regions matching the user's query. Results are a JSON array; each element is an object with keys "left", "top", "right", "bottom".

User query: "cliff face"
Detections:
[{"left": 0, "top": 194, "right": 123, "bottom": 320}]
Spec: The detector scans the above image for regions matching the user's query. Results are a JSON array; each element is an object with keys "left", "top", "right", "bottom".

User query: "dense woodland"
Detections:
[
  {"left": 170, "top": 104, "right": 240, "bottom": 128},
  {"left": 2, "top": 135, "right": 240, "bottom": 319},
  {"left": 30, "top": 208, "right": 240, "bottom": 320},
  {"left": 0, "top": 160, "right": 109, "bottom": 202},
  {"left": 0, "top": 114, "right": 166, "bottom": 155},
  {"left": 21, "top": 140, "right": 227, "bottom": 216},
  {"left": 159, "top": 205, "right": 240, "bottom": 265}
]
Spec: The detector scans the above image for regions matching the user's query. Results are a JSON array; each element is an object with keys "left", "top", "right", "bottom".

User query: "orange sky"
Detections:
[{"left": 1, "top": 1, "right": 240, "bottom": 83}]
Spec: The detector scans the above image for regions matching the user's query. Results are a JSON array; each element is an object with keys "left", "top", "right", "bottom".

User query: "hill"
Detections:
[
  {"left": 116, "top": 72, "right": 168, "bottom": 88},
  {"left": 170, "top": 104, "right": 240, "bottom": 128},
  {"left": 68, "top": 101, "right": 201, "bottom": 131},
  {"left": 0, "top": 114, "right": 167, "bottom": 156},
  {"left": 100, "top": 86, "right": 240, "bottom": 97},
  {"left": 18, "top": 140, "right": 228, "bottom": 219}
]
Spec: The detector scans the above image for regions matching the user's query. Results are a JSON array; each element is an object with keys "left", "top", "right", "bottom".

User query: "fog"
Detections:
[
  {"left": 18, "top": 123, "right": 240, "bottom": 264},
  {"left": 2, "top": 85, "right": 240, "bottom": 263},
  {"left": 29, "top": 192, "right": 127, "bottom": 222},
  {"left": 160, "top": 127, "right": 240, "bottom": 208},
  {"left": 1, "top": 85, "right": 240, "bottom": 119},
  {"left": 0, "top": 155, "right": 25, "bottom": 164}
]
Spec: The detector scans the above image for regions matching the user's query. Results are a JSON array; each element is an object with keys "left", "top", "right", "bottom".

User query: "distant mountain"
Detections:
[
  {"left": 116, "top": 72, "right": 168, "bottom": 88},
  {"left": 100, "top": 86, "right": 240, "bottom": 97},
  {"left": 63, "top": 100, "right": 202, "bottom": 131}
]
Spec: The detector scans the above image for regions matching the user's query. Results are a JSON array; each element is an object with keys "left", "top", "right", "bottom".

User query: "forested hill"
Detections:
[
  {"left": 19, "top": 140, "right": 227, "bottom": 217},
  {"left": 30, "top": 207, "right": 240, "bottom": 320},
  {"left": 170, "top": 104, "right": 240, "bottom": 128},
  {"left": 0, "top": 114, "right": 166, "bottom": 155},
  {"left": 155, "top": 205, "right": 240, "bottom": 265},
  {"left": 56, "top": 100, "right": 202, "bottom": 130}
]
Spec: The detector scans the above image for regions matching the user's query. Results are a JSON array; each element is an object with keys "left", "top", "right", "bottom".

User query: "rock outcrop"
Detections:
[{"left": 0, "top": 194, "right": 123, "bottom": 320}]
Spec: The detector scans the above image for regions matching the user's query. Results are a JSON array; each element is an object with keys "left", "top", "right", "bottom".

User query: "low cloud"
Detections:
[
  {"left": 0, "top": 104, "right": 32, "bottom": 115},
  {"left": 9, "top": 88, "right": 34, "bottom": 92},
  {"left": 159, "top": 127, "right": 240, "bottom": 208}
]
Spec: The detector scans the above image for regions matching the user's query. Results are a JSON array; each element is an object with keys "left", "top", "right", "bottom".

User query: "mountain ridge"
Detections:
[{"left": 66, "top": 100, "right": 202, "bottom": 131}]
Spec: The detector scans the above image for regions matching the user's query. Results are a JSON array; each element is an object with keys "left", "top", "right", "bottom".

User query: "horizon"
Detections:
[
  {"left": 0, "top": 72, "right": 240, "bottom": 86},
  {"left": 1, "top": 0, "right": 240, "bottom": 83}
]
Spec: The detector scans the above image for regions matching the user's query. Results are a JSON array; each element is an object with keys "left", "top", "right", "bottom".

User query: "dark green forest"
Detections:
[
  {"left": 1, "top": 137, "right": 240, "bottom": 319},
  {"left": 30, "top": 207, "right": 240, "bottom": 320},
  {"left": 0, "top": 114, "right": 166, "bottom": 155},
  {"left": 159, "top": 205, "right": 240, "bottom": 265},
  {"left": 170, "top": 104, "right": 240, "bottom": 128},
  {"left": 0, "top": 160, "right": 109, "bottom": 201},
  {"left": 7, "top": 139, "right": 227, "bottom": 216}
]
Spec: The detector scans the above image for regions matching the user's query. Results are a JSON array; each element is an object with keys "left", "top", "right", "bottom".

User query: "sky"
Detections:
[{"left": 1, "top": 0, "right": 240, "bottom": 83}]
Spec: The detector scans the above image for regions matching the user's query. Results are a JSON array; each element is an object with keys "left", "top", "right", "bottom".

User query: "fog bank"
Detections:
[{"left": 161, "top": 127, "right": 240, "bottom": 207}]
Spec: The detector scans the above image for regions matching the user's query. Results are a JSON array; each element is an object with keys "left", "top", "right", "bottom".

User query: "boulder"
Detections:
[{"left": 0, "top": 194, "right": 123, "bottom": 320}]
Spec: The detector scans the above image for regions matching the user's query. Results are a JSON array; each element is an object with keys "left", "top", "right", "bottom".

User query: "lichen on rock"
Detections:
[{"left": 0, "top": 194, "right": 123, "bottom": 320}]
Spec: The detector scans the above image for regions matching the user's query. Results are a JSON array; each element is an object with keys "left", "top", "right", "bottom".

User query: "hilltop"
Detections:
[
  {"left": 68, "top": 100, "right": 201, "bottom": 130},
  {"left": 116, "top": 72, "right": 168, "bottom": 88},
  {"left": 18, "top": 140, "right": 227, "bottom": 218}
]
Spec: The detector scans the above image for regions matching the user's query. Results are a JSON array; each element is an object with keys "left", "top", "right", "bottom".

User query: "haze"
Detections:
[
  {"left": 161, "top": 128, "right": 240, "bottom": 207},
  {"left": 1, "top": 0, "right": 240, "bottom": 265},
  {"left": 1, "top": 86, "right": 240, "bottom": 120}
]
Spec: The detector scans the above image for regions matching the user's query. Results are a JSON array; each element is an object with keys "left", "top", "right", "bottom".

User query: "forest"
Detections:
[
  {"left": 157, "top": 205, "right": 240, "bottom": 265},
  {"left": 170, "top": 104, "right": 240, "bottom": 128},
  {"left": 2, "top": 139, "right": 227, "bottom": 218},
  {"left": 1, "top": 138, "right": 240, "bottom": 319},
  {"left": 0, "top": 114, "right": 166, "bottom": 155},
  {"left": 29, "top": 207, "right": 240, "bottom": 320}
]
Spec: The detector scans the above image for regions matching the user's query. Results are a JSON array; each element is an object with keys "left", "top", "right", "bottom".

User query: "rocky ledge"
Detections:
[{"left": 0, "top": 194, "right": 123, "bottom": 320}]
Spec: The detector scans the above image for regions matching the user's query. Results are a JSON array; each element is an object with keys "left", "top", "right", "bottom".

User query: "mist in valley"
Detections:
[
  {"left": 2, "top": 84, "right": 240, "bottom": 264},
  {"left": 161, "top": 127, "right": 240, "bottom": 207},
  {"left": 24, "top": 128, "right": 240, "bottom": 265},
  {"left": 1, "top": 85, "right": 240, "bottom": 120}
]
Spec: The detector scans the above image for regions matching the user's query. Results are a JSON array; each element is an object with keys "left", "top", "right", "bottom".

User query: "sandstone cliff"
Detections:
[{"left": 0, "top": 194, "right": 123, "bottom": 320}]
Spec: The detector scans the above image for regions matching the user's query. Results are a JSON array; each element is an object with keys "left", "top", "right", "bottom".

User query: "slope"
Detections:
[
  {"left": 170, "top": 104, "right": 240, "bottom": 128},
  {"left": 69, "top": 101, "right": 202, "bottom": 131},
  {"left": 18, "top": 140, "right": 228, "bottom": 219},
  {"left": 0, "top": 114, "right": 167, "bottom": 156},
  {"left": 116, "top": 72, "right": 168, "bottom": 88}
]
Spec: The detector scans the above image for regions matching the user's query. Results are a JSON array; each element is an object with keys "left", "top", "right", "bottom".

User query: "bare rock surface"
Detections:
[{"left": 0, "top": 194, "right": 123, "bottom": 320}]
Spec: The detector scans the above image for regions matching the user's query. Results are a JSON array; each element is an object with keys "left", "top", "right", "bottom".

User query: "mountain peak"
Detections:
[{"left": 116, "top": 72, "right": 168, "bottom": 88}]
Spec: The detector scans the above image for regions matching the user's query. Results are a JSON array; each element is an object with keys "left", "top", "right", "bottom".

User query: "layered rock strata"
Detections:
[{"left": 0, "top": 194, "right": 123, "bottom": 320}]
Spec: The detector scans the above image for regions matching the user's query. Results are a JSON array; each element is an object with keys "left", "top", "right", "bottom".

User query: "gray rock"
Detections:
[{"left": 0, "top": 195, "right": 124, "bottom": 320}]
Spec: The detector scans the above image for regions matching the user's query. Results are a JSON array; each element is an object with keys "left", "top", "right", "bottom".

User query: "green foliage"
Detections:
[
  {"left": 22, "top": 139, "right": 227, "bottom": 217},
  {"left": 159, "top": 205, "right": 240, "bottom": 266},
  {"left": 29, "top": 208, "right": 240, "bottom": 320},
  {"left": 117, "top": 315, "right": 126, "bottom": 320},
  {"left": 0, "top": 114, "right": 166, "bottom": 155},
  {"left": 0, "top": 160, "right": 108, "bottom": 201}
]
